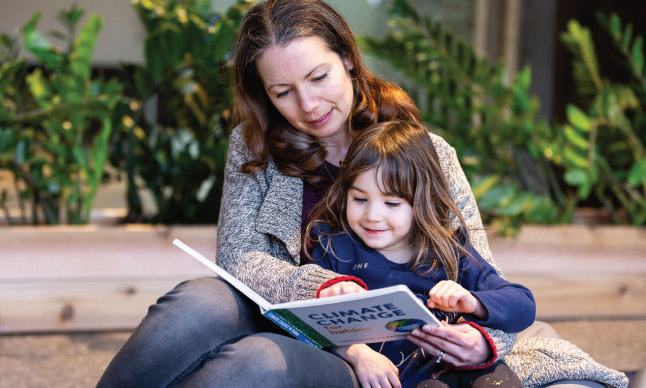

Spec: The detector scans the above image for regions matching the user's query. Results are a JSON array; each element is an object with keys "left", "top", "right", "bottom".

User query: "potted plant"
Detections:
[
  {"left": 358, "top": 0, "right": 571, "bottom": 234},
  {"left": 552, "top": 13, "right": 646, "bottom": 226},
  {"left": 0, "top": 0, "right": 256, "bottom": 333},
  {"left": 0, "top": 5, "right": 121, "bottom": 225},
  {"left": 110, "top": 0, "right": 256, "bottom": 224}
]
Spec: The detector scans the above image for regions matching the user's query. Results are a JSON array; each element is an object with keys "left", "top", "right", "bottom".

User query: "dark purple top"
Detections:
[{"left": 300, "top": 161, "right": 340, "bottom": 264}]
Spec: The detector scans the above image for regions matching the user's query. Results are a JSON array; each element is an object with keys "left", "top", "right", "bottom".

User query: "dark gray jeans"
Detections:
[{"left": 96, "top": 277, "right": 359, "bottom": 388}]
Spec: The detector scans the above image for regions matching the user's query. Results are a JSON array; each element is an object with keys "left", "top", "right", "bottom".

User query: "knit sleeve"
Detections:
[
  {"left": 216, "top": 125, "right": 341, "bottom": 303},
  {"left": 429, "top": 132, "right": 515, "bottom": 359}
]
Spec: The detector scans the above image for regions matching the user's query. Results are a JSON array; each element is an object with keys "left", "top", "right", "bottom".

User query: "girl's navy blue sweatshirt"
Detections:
[{"left": 310, "top": 226, "right": 535, "bottom": 387}]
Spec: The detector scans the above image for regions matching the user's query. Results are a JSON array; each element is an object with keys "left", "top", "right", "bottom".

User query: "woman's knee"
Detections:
[
  {"left": 220, "top": 333, "right": 358, "bottom": 388},
  {"left": 149, "top": 277, "right": 257, "bottom": 332}
]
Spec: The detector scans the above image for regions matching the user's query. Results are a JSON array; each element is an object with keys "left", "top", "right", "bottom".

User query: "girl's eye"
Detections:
[
  {"left": 312, "top": 73, "right": 328, "bottom": 82},
  {"left": 276, "top": 90, "right": 290, "bottom": 98},
  {"left": 385, "top": 202, "right": 401, "bottom": 207},
  {"left": 352, "top": 197, "right": 367, "bottom": 203}
]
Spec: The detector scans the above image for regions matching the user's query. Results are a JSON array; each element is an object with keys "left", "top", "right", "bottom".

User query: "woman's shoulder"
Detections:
[
  {"left": 426, "top": 129, "right": 454, "bottom": 155},
  {"left": 228, "top": 123, "right": 247, "bottom": 150},
  {"left": 227, "top": 123, "right": 280, "bottom": 174}
]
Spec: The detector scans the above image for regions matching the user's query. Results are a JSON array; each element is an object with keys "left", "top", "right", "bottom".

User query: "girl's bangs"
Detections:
[{"left": 348, "top": 150, "right": 414, "bottom": 203}]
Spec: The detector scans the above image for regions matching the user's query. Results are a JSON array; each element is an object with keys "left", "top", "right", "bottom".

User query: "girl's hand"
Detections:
[
  {"left": 334, "top": 344, "right": 401, "bottom": 388},
  {"left": 318, "top": 281, "right": 367, "bottom": 298},
  {"left": 406, "top": 321, "right": 492, "bottom": 368},
  {"left": 427, "top": 280, "right": 487, "bottom": 318}
]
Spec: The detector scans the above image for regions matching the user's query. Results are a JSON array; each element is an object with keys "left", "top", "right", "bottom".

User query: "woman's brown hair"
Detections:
[
  {"left": 307, "top": 121, "right": 471, "bottom": 281},
  {"left": 232, "top": 0, "right": 421, "bottom": 183}
]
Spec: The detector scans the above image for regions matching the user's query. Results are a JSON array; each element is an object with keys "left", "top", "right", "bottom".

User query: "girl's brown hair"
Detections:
[
  {"left": 307, "top": 121, "right": 471, "bottom": 281},
  {"left": 232, "top": 0, "right": 421, "bottom": 183}
]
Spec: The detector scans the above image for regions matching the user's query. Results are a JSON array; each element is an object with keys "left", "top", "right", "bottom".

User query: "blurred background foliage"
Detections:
[
  {"left": 552, "top": 13, "right": 646, "bottom": 226},
  {"left": 359, "top": 0, "right": 569, "bottom": 233},
  {"left": 0, "top": 0, "right": 643, "bottom": 229},
  {"left": 111, "top": 0, "right": 255, "bottom": 224},
  {"left": 0, "top": 5, "right": 121, "bottom": 224},
  {"left": 360, "top": 0, "right": 645, "bottom": 231}
]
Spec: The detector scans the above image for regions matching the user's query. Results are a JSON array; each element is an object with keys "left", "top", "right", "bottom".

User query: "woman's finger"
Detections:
[{"left": 407, "top": 323, "right": 490, "bottom": 367}]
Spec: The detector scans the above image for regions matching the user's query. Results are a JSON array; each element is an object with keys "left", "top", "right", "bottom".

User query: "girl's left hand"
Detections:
[{"left": 406, "top": 321, "right": 492, "bottom": 368}]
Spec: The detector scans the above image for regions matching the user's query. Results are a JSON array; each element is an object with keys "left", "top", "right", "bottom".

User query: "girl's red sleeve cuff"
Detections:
[
  {"left": 316, "top": 276, "right": 368, "bottom": 298},
  {"left": 453, "top": 321, "right": 498, "bottom": 370}
]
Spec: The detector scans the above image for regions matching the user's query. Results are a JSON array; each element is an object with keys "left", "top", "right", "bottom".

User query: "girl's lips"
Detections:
[
  {"left": 307, "top": 109, "right": 332, "bottom": 127},
  {"left": 363, "top": 227, "right": 386, "bottom": 235}
]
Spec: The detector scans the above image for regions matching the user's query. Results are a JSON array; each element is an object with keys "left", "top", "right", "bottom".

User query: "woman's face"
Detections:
[{"left": 256, "top": 36, "right": 355, "bottom": 143}]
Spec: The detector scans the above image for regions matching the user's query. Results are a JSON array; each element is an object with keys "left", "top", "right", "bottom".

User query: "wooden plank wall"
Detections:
[{"left": 1, "top": 226, "right": 216, "bottom": 332}]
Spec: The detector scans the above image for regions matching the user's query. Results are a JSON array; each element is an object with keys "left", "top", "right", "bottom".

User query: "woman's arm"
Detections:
[
  {"left": 216, "top": 126, "right": 340, "bottom": 303},
  {"left": 429, "top": 132, "right": 517, "bottom": 361}
]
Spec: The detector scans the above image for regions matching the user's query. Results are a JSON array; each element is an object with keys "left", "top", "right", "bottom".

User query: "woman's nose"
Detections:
[{"left": 298, "top": 89, "right": 319, "bottom": 113}]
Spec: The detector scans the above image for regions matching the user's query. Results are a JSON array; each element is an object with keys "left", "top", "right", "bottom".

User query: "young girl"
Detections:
[{"left": 307, "top": 121, "right": 536, "bottom": 388}]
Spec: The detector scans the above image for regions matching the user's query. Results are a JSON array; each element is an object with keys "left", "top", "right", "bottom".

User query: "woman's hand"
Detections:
[
  {"left": 406, "top": 321, "right": 492, "bottom": 368},
  {"left": 334, "top": 344, "right": 401, "bottom": 388},
  {"left": 427, "top": 280, "right": 487, "bottom": 319},
  {"left": 318, "top": 281, "right": 367, "bottom": 298}
]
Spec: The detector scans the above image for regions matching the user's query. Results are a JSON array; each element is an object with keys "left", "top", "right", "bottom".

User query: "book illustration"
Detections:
[
  {"left": 173, "top": 239, "right": 440, "bottom": 348},
  {"left": 385, "top": 319, "right": 427, "bottom": 333}
]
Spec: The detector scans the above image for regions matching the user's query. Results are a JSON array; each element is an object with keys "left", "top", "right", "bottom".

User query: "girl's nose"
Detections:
[{"left": 364, "top": 203, "right": 382, "bottom": 221}]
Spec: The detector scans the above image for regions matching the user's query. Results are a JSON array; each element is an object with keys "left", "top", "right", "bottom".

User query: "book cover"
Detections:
[{"left": 173, "top": 239, "right": 440, "bottom": 348}]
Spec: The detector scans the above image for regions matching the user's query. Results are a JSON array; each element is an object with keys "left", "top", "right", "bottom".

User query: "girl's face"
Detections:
[
  {"left": 346, "top": 168, "right": 415, "bottom": 263},
  {"left": 256, "top": 36, "right": 355, "bottom": 144}
]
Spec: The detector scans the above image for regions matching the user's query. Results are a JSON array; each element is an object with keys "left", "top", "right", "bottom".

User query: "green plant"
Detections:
[
  {"left": 552, "top": 13, "right": 646, "bottom": 225},
  {"left": 111, "top": 0, "right": 257, "bottom": 224},
  {"left": 359, "top": 0, "right": 570, "bottom": 232},
  {"left": 0, "top": 5, "right": 122, "bottom": 224}
]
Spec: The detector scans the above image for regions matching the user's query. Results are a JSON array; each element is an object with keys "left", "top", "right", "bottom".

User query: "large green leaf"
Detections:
[
  {"left": 22, "top": 13, "right": 62, "bottom": 68},
  {"left": 628, "top": 160, "right": 646, "bottom": 187},
  {"left": 0, "top": 128, "right": 13, "bottom": 153},
  {"left": 560, "top": 20, "right": 604, "bottom": 97},
  {"left": 70, "top": 14, "right": 103, "bottom": 81},
  {"left": 632, "top": 36, "right": 644, "bottom": 76},
  {"left": 564, "top": 169, "right": 588, "bottom": 185},
  {"left": 566, "top": 105, "right": 591, "bottom": 131}
]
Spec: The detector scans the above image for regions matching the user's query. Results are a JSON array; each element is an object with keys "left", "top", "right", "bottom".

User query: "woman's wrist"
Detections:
[{"left": 454, "top": 321, "right": 497, "bottom": 370}]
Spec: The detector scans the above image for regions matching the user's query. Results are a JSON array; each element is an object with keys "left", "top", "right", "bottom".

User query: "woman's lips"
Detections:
[{"left": 307, "top": 109, "right": 332, "bottom": 127}]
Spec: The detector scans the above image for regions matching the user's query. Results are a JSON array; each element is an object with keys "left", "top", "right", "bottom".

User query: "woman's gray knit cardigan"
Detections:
[{"left": 216, "top": 126, "right": 628, "bottom": 388}]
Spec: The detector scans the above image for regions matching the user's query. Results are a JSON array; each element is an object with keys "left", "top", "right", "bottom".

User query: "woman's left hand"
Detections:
[{"left": 406, "top": 321, "right": 492, "bottom": 368}]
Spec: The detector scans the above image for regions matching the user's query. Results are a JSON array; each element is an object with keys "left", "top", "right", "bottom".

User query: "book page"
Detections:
[{"left": 172, "top": 239, "right": 271, "bottom": 310}]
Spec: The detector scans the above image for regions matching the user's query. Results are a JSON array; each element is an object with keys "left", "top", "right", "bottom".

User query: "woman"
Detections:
[{"left": 97, "top": 1, "right": 627, "bottom": 387}]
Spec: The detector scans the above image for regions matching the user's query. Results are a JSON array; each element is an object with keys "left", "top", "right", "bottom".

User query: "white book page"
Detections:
[{"left": 172, "top": 239, "right": 271, "bottom": 311}]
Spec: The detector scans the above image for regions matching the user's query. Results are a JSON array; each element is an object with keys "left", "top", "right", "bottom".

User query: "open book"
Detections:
[{"left": 173, "top": 239, "right": 440, "bottom": 349}]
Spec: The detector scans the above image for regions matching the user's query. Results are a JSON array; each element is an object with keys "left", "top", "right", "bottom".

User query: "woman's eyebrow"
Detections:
[{"left": 267, "top": 64, "right": 327, "bottom": 90}]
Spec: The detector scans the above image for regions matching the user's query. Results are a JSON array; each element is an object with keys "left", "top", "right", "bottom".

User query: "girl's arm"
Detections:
[
  {"left": 430, "top": 132, "right": 517, "bottom": 361},
  {"left": 460, "top": 246, "right": 536, "bottom": 333},
  {"left": 333, "top": 345, "right": 401, "bottom": 388},
  {"left": 216, "top": 126, "right": 340, "bottom": 303}
]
